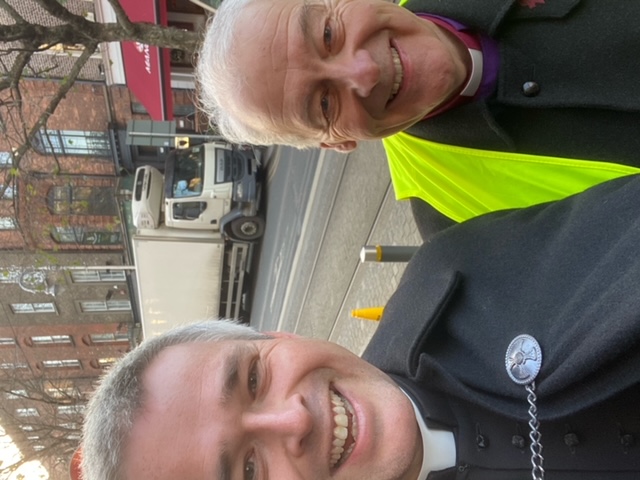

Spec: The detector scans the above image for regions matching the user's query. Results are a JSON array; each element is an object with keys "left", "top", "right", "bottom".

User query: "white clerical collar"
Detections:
[
  {"left": 459, "top": 48, "right": 484, "bottom": 97},
  {"left": 423, "top": 47, "right": 483, "bottom": 119},
  {"left": 400, "top": 389, "right": 456, "bottom": 480}
]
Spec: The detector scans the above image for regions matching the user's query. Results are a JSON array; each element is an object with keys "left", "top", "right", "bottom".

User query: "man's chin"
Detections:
[{"left": 373, "top": 121, "right": 421, "bottom": 139}]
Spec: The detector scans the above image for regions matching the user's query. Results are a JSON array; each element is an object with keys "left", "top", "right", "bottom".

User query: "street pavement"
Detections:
[{"left": 252, "top": 140, "right": 422, "bottom": 356}]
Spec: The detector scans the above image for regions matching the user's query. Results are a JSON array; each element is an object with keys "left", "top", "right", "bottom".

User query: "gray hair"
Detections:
[
  {"left": 195, "top": 0, "right": 321, "bottom": 149},
  {"left": 80, "top": 320, "right": 268, "bottom": 480}
]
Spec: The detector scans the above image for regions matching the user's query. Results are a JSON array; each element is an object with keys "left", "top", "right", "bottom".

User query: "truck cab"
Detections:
[{"left": 132, "top": 141, "right": 264, "bottom": 241}]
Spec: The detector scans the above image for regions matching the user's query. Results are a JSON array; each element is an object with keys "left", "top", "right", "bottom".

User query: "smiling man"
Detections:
[
  {"left": 81, "top": 175, "right": 640, "bottom": 480},
  {"left": 81, "top": 322, "right": 426, "bottom": 480},
  {"left": 122, "top": 334, "right": 423, "bottom": 480},
  {"left": 198, "top": 0, "right": 469, "bottom": 151},
  {"left": 197, "top": 0, "right": 640, "bottom": 238},
  {"left": 198, "top": 0, "right": 640, "bottom": 160}
]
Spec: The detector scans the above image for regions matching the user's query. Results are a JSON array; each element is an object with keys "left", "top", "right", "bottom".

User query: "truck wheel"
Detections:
[{"left": 230, "top": 216, "right": 265, "bottom": 241}]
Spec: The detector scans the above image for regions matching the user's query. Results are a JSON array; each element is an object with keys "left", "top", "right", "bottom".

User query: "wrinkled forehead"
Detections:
[
  {"left": 229, "top": 0, "right": 325, "bottom": 138},
  {"left": 123, "top": 341, "right": 246, "bottom": 480}
]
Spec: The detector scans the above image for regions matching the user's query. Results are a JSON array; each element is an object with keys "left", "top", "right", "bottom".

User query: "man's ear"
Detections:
[
  {"left": 266, "top": 331, "right": 300, "bottom": 339},
  {"left": 320, "top": 140, "right": 358, "bottom": 153}
]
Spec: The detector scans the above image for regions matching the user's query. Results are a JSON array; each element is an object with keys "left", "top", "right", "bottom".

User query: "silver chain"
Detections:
[
  {"left": 526, "top": 382, "right": 544, "bottom": 480},
  {"left": 505, "top": 335, "right": 545, "bottom": 480}
]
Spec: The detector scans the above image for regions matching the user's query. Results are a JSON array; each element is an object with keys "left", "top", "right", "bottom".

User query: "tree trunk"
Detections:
[{"left": 0, "top": 22, "right": 202, "bottom": 56}]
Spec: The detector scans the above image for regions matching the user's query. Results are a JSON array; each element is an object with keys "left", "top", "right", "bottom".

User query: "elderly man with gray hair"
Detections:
[
  {"left": 80, "top": 174, "right": 640, "bottom": 480},
  {"left": 196, "top": 0, "right": 640, "bottom": 238}
]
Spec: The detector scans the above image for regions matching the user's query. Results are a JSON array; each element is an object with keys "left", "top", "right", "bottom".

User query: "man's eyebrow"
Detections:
[
  {"left": 218, "top": 446, "right": 231, "bottom": 480},
  {"left": 298, "top": 1, "right": 314, "bottom": 40},
  {"left": 298, "top": 1, "right": 324, "bottom": 131},
  {"left": 220, "top": 344, "right": 246, "bottom": 406}
]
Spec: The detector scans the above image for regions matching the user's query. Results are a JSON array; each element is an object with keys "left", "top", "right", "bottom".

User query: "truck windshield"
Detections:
[{"left": 167, "top": 147, "right": 205, "bottom": 198}]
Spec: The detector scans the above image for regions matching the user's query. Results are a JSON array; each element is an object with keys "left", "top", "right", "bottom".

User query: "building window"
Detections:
[
  {"left": 0, "top": 152, "right": 12, "bottom": 166},
  {"left": 5, "top": 389, "right": 27, "bottom": 400},
  {"left": 45, "top": 385, "right": 79, "bottom": 399},
  {"left": 173, "top": 104, "right": 196, "bottom": 117},
  {"left": 0, "top": 337, "right": 16, "bottom": 346},
  {"left": 0, "top": 184, "right": 14, "bottom": 199},
  {"left": 30, "top": 335, "right": 73, "bottom": 346},
  {"left": 27, "top": 435, "right": 40, "bottom": 441},
  {"left": 16, "top": 408, "right": 39, "bottom": 417},
  {"left": 42, "top": 359, "right": 81, "bottom": 369},
  {"left": 79, "top": 300, "right": 131, "bottom": 312},
  {"left": 35, "top": 129, "right": 111, "bottom": 157},
  {"left": 93, "top": 357, "right": 117, "bottom": 369},
  {"left": 87, "top": 332, "right": 129, "bottom": 344},
  {"left": 47, "top": 186, "right": 117, "bottom": 215},
  {"left": 58, "top": 422, "right": 78, "bottom": 430},
  {"left": 33, "top": 445, "right": 45, "bottom": 451},
  {"left": 44, "top": 380, "right": 78, "bottom": 395},
  {"left": 0, "top": 217, "right": 16, "bottom": 230},
  {"left": 11, "top": 303, "right": 56, "bottom": 314},
  {"left": 51, "top": 226, "right": 122, "bottom": 245},
  {"left": 71, "top": 270, "right": 126, "bottom": 283},
  {"left": 1, "top": 362, "right": 28, "bottom": 369},
  {"left": 19, "top": 425, "right": 35, "bottom": 431},
  {"left": 57, "top": 404, "right": 85, "bottom": 415}
]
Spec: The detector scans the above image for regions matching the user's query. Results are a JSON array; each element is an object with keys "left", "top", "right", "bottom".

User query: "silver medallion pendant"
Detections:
[
  {"left": 505, "top": 334, "right": 542, "bottom": 385},
  {"left": 505, "top": 334, "right": 545, "bottom": 480}
]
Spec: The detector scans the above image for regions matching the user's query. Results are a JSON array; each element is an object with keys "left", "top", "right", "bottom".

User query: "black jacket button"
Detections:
[
  {"left": 476, "top": 434, "right": 489, "bottom": 449},
  {"left": 564, "top": 432, "right": 580, "bottom": 447},
  {"left": 522, "top": 81, "right": 540, "bottom": 97},
  {"left": 621, "top": 434, "right": 635, "bottom": 448},
  {"left": 512, "top": 435, "right": 526, "bottom": 449}
]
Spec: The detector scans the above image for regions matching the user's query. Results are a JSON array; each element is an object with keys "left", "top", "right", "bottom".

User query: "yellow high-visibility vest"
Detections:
[{"left": 383, "top": 131, "right": 640, "bottom": 222}]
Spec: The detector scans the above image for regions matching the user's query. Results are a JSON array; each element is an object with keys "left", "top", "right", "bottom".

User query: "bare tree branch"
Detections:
[
  {"left": 12, "top": 43, "right": 98, "bottom": 169},
  {"left": 32, "top": 0, "right": 93, "bottom": 28},
  {"left": 1, "top": 22, "right": 200, "bottom": 52},
  {"left": 0, "top": 23, "right": 36, "bottom": 42},
  {"left": 0, "top": 0, "right": 27, "bottom": 24},
  {"left": 0, "top": 23, "right": 95, "bottom": 45},
  {"left": 0, "top": 0, "right": 200, "bottom": 192},
  {"left": 0, "top": 49, "right": 33, "bottom": 92},
  {"left": 10, "top": 83, "right": 30, "bottom": 151},
  {"left": 0, "top": 373, "right": 86, "bottom": 478},
  {"left": 130, "top": 22, "right": 201, "bottom": 54},
  {"left": 105, "top": 0, "right": 135, "bottom": 36}
]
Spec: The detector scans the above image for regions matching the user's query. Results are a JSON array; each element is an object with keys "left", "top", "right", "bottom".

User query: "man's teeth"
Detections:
[
  {"left": 330, "top": 390, "right": 358, "bottom": 468},
  {"left": 390, "top": 47, "right": 403, "bottom": 101}
]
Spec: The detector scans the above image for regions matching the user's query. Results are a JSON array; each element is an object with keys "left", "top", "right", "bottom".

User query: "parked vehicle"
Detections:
[
  {"left": 131, "top": 226, "right": 250, "bottom": 338},
  {"left": 130, "top": 141, "right": 263, "bottom": 337},
  {"left": 132, "top": 141, "right": 264, "bottom": 241}
]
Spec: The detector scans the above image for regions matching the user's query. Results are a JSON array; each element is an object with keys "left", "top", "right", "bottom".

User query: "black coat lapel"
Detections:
[{"left": 362, "top": 270, "right": 461, "bottom": 378}]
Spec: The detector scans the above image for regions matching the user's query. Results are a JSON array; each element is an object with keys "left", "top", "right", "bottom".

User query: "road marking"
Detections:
[{"left": 275, "top": 149, "right": 348, "bottom": 332}]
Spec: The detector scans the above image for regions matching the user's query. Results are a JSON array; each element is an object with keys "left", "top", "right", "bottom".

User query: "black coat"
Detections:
[
  {"left": 401, "top": 0, "right": 640, "bottom": 240},
  {"left": 363, "top": 175, "right": 640, "bottom": 478}
]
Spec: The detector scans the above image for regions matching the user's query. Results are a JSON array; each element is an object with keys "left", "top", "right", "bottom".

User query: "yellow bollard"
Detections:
[{"left": 351, "top": 306, "right": 384, "bottom": 322}]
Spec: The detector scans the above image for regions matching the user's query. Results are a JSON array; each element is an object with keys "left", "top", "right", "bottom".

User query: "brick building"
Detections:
[
  {"left": 0, "top": 253, "right": 132, "bottom": 476},
  {"left": 0, "top": 0, "right": 211, "bottom": 476}
]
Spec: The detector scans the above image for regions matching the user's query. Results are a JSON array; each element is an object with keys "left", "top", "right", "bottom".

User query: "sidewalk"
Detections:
[
  {"left": 282, "top": 140, "right": 422, "bottom": 355},
  {"left": 329, "top": 183, "right": 422, "bottom": 355}
]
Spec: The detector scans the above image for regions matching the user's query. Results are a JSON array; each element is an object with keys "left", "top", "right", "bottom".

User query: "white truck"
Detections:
[
  {"left": 133, "top": 141, "right": 264, "bottom": 241},
  {"left": 131, "top": 227, "right": 250, "bottom": 338},
  {"left": 130, "top": 141, "right": 263, "bottom": 337}
]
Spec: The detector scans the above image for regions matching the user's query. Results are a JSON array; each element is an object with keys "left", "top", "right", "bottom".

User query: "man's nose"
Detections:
[
  {"left": 243, "top": 394, "right": 313, "bottom": 457},
  {"left": 332, "top": 49, "right": 380, "bottom": 98}
]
